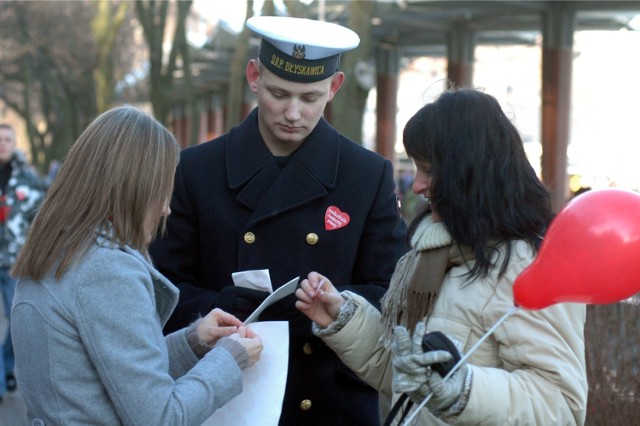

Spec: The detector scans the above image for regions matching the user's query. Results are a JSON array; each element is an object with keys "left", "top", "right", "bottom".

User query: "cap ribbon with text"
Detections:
[{"left": 259, "top": 39, "right": 341, "bottom": 83}]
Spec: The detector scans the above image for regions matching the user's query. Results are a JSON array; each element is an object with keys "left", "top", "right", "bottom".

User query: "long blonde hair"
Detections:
[{"left": 12, "top": 106, "right": 179, "bottom": 280}]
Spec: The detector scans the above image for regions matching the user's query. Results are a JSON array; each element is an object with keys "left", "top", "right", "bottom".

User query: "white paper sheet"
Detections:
[
  {"left": 232, "top": 269, "right": 273, "bottom": 293},
  {"left": 201, "top": 321, "right": 289, "bottom": 426},
  {"left": 244, "top": 277, "right": 299, "bottom": 324}
]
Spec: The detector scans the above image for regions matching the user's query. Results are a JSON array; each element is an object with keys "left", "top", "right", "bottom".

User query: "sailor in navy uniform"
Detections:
[{"left": 150, "top": 16, "right": 409, "bottom": 426}]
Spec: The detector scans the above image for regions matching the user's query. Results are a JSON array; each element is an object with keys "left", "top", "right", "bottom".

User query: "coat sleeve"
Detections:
[
  {"left": 74, "top": 253, "right": 243, "bottom": 425},
  {"left": 319, "top": 291, "right": 395, "bottom": 396},
  {"left": 165, "top": 329, "right": 198, "bottom": 379}
]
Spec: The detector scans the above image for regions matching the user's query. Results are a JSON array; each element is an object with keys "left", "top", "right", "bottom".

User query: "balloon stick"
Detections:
[{"left": 401, "top": 306, "right": 519, "bottom": 425}]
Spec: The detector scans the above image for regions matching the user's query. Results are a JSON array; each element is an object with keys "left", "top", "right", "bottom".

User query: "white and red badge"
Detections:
[{"left": 325, "top": 205, "right": 350, "bottom": 230}]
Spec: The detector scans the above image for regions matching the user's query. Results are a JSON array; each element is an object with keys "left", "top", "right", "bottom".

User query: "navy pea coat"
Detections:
[{"left": 150, "top": 108, "right": 409, "bottom": 426}]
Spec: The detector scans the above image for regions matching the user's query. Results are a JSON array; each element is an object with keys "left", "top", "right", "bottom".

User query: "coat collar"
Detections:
[
  {"left": 95, "top": 227, "right": 179, "bottom": 326},
  {"left": 226, "top": 108, "right": 341, "bottom": 226}
]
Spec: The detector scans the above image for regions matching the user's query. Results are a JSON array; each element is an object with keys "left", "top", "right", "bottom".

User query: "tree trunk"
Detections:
[
  {"left": 329, "top": 1, "right": 375, "bottom": 144},
  {"left": 225, "top": 0, "right": 254, "bottom": 132},
  {"left": 136, "top": 0, "right": 192, "bottom": 126},
  {"left": 93, "top": 0, "right": 130, "bottom": 114}
]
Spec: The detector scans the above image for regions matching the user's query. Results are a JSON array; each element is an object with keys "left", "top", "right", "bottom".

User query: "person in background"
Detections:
[
  {"left": 0, "top": 123, "right": 46, "bottom": 402},
  {"left": 295, "top": 88, "right": 588, "bottom": 425},
  {"left": 150, "top": 16, "right": 408, "bottom": 426},
  {"left": 45, "top": 159, "right": 61, "bottom": 187},
  {"left": 10, "top": 106, "right": 263, "bottom": 425}
]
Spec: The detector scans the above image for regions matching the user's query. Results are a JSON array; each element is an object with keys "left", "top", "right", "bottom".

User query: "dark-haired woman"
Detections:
[{"left": 295, "top": 89, "right": 587, "bottom": 424}]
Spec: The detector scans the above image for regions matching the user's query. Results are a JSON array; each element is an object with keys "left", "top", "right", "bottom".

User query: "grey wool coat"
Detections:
[{"left": 11, "top": 234, "right": 243, "bottom": 426}]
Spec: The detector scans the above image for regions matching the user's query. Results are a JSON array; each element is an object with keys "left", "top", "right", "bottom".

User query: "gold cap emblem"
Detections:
[{"left": 292, "top": 44, "right": 306, "bottom": 59}]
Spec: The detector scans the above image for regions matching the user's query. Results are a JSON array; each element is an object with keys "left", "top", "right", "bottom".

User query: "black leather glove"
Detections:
[{"left": 216, "top": 286, "right": 270, "bottom": 321}]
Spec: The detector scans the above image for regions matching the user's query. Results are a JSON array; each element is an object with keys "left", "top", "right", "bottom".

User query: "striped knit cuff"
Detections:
[
  {"left": 185, "top": 317, "right": 213, "bottom": 359},
  {"left": 216, "top": 337, "right": 249, "bottom": 370}
]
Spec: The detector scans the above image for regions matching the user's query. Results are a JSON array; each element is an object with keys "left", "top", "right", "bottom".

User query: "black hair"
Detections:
[{"left": 403, "top": 88, "right": 554, "bottom": 279}]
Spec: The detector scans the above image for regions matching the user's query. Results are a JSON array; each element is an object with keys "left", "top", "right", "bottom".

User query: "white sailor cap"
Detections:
[{"left": 246, "top": 16, "right": 360, "bottom": 83}]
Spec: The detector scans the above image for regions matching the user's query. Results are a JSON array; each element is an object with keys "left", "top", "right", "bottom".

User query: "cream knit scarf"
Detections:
[{"left": 381, "top": 215, "right": 473, "bottom": 346}]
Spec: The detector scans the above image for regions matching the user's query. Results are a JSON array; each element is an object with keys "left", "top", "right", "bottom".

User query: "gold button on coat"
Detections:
[
  {"left": 300, "top": 399, "right": 312, "bottom": 411},
  {"left": 244, "top": 232, "right": 255, "bottom": 244},
  {"left": 306, "top": 233, "right": 319, "bottom": 245},
  {"left": 303, "top": 342, "right": 313, "bottom": 355}
]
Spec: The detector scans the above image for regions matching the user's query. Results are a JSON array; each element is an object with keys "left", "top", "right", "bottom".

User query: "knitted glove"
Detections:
[
  {"left": 216, "top": 286, "right": 269, "bottom": 321},
  {"left": 391, "top": 322, "right": 472, "bottom": 418},
  {"left": 392, "top": 322, "right": 451, "bottom": 402}
]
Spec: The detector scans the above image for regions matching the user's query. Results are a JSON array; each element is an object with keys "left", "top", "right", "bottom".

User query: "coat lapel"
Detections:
[
  {"left": 226, "top": 109, "right": 276, "bottom": 203},
  {"left": 146, "top": 262, "right": 180, "bottom": 326},
  {"left": 122, "top": 246, "right": 179, "bottom": 326},
  {"left": 226, "top": 109, "right": 340, "bottom": 228}
]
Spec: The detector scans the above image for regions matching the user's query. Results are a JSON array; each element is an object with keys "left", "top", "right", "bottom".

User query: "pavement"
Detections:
[{"left": 0, "top": 390, "right": 28, "bottom": 426}]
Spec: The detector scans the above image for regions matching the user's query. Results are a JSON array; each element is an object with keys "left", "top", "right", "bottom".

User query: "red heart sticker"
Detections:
[{"left": 325, "top": 206, "right": 350, "bottom": 230}]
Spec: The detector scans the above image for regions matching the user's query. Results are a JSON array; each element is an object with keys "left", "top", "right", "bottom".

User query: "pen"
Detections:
[{"left": 315, "top": 278, "right": 325, "bottom": 296}]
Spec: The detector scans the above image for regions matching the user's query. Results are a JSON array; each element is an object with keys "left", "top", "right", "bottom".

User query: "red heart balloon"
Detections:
[{"left": 513, "top": 188, "right": 640, "bottom": 310}]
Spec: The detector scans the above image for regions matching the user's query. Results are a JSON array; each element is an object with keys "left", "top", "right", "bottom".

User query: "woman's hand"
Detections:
[
  {"left": 392, "top": 322, "right": 470, "bottom": 414},
  {"left": 197, "top": 308, "right": 244, "bottom": 346},
  {"left": 295, "top": 272, "right": 346, "bottom": 328},
  {"left": 228, "top": 326, "right": 263, "bottom": 367}
]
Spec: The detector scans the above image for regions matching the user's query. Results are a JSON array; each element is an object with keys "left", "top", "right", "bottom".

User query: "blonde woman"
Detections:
[{"left": 11, "top": 106, "right": 262, "bottom": 425}]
